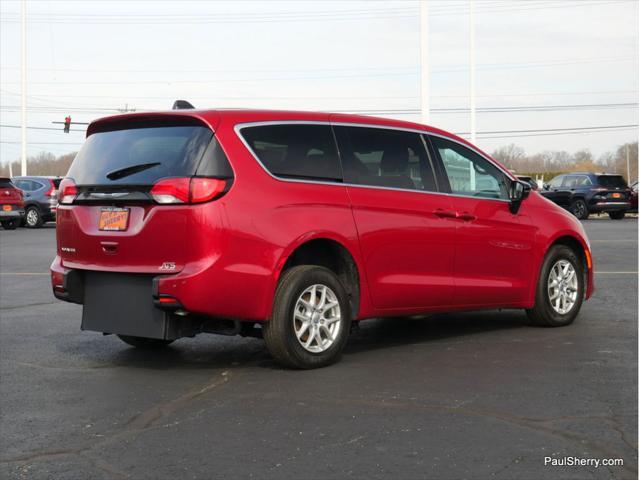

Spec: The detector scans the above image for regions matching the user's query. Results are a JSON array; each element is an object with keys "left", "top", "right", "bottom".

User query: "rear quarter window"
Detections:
[{"left": 239, "top": 124, "right": 342, "bottom": 182}]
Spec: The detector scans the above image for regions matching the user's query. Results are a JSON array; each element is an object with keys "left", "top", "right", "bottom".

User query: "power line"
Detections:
[
  {"left": 0, "top": 124, "right": 86, "bottom": 132},
  {"left": 2, "top": 102, "right": 637, "bottom": 116},
  {"left": 1, "top": 1, "right": 628, "bottom": 24},
  {"left": 457, "top": 124, "right": 639, "bottom": 136},
  {"left": 0, "top": 141, "right": 83, "bottom": 145}
]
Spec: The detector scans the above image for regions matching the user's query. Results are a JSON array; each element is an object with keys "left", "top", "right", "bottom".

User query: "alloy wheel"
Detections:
[
  {"left": 547, "top": 259, "right": 578, "bottom": 315},
  {"left": 293, "top": 284, "right": 342, "bottom": 353},
  {"left": 26, "top": 208, "right": 39, "bottom": 227}
]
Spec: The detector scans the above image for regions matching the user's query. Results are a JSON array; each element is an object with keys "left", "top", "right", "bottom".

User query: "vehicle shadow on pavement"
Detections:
[
  {"left": 344, "top": 310, "right": 529, "bottom": 355},
  {"left": 87, "top": 310, "right": 529, "bottom": 370}
]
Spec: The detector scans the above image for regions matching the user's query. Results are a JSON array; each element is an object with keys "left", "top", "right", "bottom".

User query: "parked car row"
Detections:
[
  {"left": 517, "top": 173, "right": 634, "bottom": 220},
  {"left": 0, "top": 176, "right": 61, "bottom": 229}
]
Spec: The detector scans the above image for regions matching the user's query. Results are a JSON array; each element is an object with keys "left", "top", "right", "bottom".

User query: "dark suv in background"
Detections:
[
  {"left": 541, "top": 173, "right": 631, "bottom": 220},
  {"left": 12, "top": 176, "right": 61, "bottom": 228}
]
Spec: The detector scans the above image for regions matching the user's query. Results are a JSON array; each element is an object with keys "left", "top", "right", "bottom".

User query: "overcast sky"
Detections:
[{"left": 1, "top": 0, "right": 638, "bottom": 165}]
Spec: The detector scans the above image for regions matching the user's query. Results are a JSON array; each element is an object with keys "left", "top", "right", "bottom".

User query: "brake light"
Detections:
[
  {"left": 58, "top": 178, "right": 78, "bottom": 204},
  {"left": 190, "top": 178, "right": 227, "bottom": 203},
  {"left": 150, "top": 178, "right": 190, "bottom": 204},
  {"left": 45, "top": 179, "right": 57, "bottom": 198},
  {"left": 150, "top": 177, "right": 227, "bottom": 204}
]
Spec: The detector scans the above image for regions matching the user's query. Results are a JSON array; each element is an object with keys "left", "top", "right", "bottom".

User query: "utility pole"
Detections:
[
  {"left": 469, "top": 0, "right": 476, "bottom": 190},
  {"left": 21, "top": 0, "right": 27, "bottom": 175},
  {"left": 469, "top": 0, "right": 476, "bottom": 144},
  {"left": 626, "top": 144, "right": 630, "bottom": 182},
  {"left": 419, "top": 0, "right": 429, "bottom": 125}
]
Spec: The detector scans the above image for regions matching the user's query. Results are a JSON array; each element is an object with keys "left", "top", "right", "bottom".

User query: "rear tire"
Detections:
[
  {"left": 25, "top": 206, "right": 43, "bottom": 228},
  {"left": 568, "top": 199, "right": 589, "bottom": 220},
  {"left": 1, "top": 219, "right": 20, "bottom": 230},
  {"left": 526, "top": 245, "right": 584, "bottom": 327},
  {"left": 608, "top": 211, "right": 625, "bottom": 220},
  {"left": 117, "top": 335, "right": 174, "bottom": 349},
  {"left": 263, "top": 265, "right": 352, "bottom": 369}
]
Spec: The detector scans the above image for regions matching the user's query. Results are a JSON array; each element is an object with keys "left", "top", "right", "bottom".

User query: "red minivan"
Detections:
[{"left": 51, "top": 109, "right": 594, "bottom": 368}]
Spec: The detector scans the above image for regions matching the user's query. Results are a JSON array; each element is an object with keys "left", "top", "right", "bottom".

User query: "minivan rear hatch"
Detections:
[{"left": 57, "top": 114, "right": 232, "bottom": 273}]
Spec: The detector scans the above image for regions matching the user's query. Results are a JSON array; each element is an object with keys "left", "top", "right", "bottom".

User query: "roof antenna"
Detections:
[{"left": 172, "top": 100, "right": 195, "bottom": 110}]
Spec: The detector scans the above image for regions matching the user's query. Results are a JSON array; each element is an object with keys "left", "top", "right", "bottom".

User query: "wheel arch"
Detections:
[
  {"left": 276, "top": 235, "right": 362, "bottom": 319},
  {"left": 538, "top": 233, "right": 593, "bottom": 301}
]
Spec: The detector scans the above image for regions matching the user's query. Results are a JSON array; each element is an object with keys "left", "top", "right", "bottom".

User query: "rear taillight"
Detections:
[
  {"left": 150, "top": 177, "right": 227, "bottom": 205},
  {"left": 45, "top": 180, "right": 57, "bottom": 198},
  {"left": 58, "top": 178, "right": 78, "bottom": 205}
]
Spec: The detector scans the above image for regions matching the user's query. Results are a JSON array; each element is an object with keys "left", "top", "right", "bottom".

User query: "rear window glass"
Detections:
[
  {"left": 597, "top": 175, "right": 627, "bottom": 188},
  {"left": 68, "top": 126, "right": 213, "bottom": 185},
  {"left": 240, "top": 124, "right": 342, "bottom": 182},
  {"left": 0, "top": 179, "right": 14, "bottom": 188}
]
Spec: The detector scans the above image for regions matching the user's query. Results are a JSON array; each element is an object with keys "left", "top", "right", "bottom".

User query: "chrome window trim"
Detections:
[{"left": 234, "top": 120, "right": 513, "bottom": 204}]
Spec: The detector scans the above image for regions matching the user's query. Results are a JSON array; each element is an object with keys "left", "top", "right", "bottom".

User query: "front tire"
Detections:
[
  {"left": 117, "top": 335, "right": 174, "bottom": 349},
  {"left": 526, "top": 245, "right": 585, "bottom": 327},
  {"left": 569, "top": 199, "right": 589, "bottom": 220},
  {"left": 608, "top": 211, "right": 625, "bottom": 220},
  {"left": 25, "top": 206, "right": 43, "bottom": 228},
  {"left": 1, "top": 219, "right": 20, "bottom": 230},
  {"left": 263, "top": 265, "right": 352, "bottom": 369}
]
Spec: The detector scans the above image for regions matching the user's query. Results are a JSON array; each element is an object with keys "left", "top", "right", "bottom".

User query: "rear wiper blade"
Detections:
[{"left": 106, "top": 162, "right": 161, "bottom": 181}]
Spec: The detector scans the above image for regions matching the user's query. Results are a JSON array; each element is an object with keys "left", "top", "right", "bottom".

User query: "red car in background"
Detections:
[
  {"left": 0, "top": 177, "right": 25, "bottom": 230},
  {"left": 51, "top": 108, "right": 594, "bottom": 368},
  {"left": 630, "top": 181, "right": 638, "bottom": 212}
]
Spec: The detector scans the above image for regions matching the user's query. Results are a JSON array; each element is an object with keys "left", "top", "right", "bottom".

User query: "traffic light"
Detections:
[{"left": 63, "top": 116, "right": 71, "bottom": 133}]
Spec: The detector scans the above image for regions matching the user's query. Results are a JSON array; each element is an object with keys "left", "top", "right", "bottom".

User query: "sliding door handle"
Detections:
[
  {"left": 457, "top": 212, "right": 476, "bottom": 221},
  {"left": 433, "top": 209, "right": 457, "bottom": 219}
]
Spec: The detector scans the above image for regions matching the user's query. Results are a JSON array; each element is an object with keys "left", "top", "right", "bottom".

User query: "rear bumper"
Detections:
[
  {"left": 0, "top": 209, "right": 25, "bottom": 219},
  {"left": 51, "top": 256, "right": 210, "bottom": 340},
  {"left": 589, "top": 201, "right": 630, "bottom": 213}
]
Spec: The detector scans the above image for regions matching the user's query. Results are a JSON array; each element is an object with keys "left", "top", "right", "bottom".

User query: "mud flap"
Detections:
[{"left": 82, "top": 272, "right": 183, "bottom": 340}]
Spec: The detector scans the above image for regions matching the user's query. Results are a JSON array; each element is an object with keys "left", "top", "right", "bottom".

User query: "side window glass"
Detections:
[
  {"left": 430, "top": 136, "right": 509, "bottom": 200},
  {"left": 563, "top": 176, "right": 577, "bottom": 188},
  {"left": 333, "top": 126, "right": 437, "bottom": 192},
  {"left": 549, "top": 176, "right": 563, "bottom": 188},
  {"left": 239, "top": 124, "right": 341, "bottom": 182},
  {"left": 16, "top": 180, "right": 35, "bottom": 191},
  {"left": 577, "top": 176, "right": 592, "bottom": 186}
]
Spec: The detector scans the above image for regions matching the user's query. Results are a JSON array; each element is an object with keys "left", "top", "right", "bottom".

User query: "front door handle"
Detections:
[
  {"left": 457, "top": 212, "right": 476, "bottom": 222},
  {"left": 433, "top": 209, "right": 457, "bottom": 219}
]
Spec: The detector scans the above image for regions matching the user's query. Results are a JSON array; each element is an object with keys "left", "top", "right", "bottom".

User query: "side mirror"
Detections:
[
  {"left": 542, "top": 183, "right": 550, "bottom": 191},
  {"left": 509, "top": 180, "right": 531, "bottom": 214}
]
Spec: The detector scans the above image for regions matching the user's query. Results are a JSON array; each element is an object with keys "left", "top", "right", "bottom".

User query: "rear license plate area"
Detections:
[
  {"left": 98, "top": 207, "right": 129, "bottom": 231},
  {"left": 2, "top": 205, "right": 12, "bottom": 211}
]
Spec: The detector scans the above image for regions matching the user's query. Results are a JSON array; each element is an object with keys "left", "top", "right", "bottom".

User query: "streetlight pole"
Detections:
[
  {"left": 420, "top": 0, "right": 429, "bottom": 125},
  {"left": 469, "top": 0, "right": 476, "bottom": 145},
  {"left": 468, "top": 0, "right": 476, "bottom": 190},
  {"left": 626, "top": 144, "right": 630, "bottom": 182},
  {"left": 21, "top": 0, "right": 27, "bottom": 176}
]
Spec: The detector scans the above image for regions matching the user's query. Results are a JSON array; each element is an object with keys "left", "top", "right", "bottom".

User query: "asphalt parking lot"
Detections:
[{"left": 1, "top": 219, "right": 637, "bottom": 480}]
